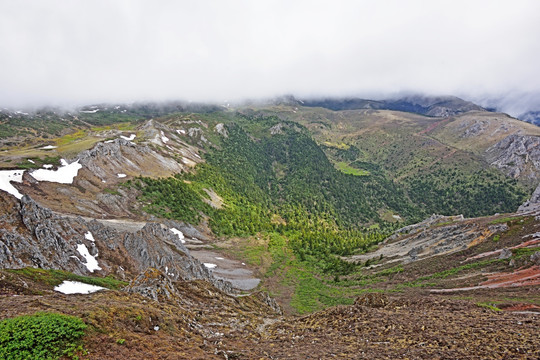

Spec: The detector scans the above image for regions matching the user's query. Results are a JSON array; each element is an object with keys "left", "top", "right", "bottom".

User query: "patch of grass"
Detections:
[
  {"left": 56, "top": 137, "right": 102, "bottom": 158},
  {"left": 323, "top": 141, "right": 351, "bottom": 150},
  {"left": 237, "top": 244, "right": 267, "bottom": 267},
  {"left": 55, "top": 130, "right": 87, "bottom": 146},
  {"left": 513, "top": 246, "right": 540, "bottom": 258},
  {"left": 91, "top": 122, "right": 135, "bottom": 132},
  {"left": 0, "top": 312, "right": 87, "bottom": 360},
  {"left": 396, "top": 259, "right": 504, "bottom": 290},
  {"left": 7, "top": 268, "right": 127, "bottom": 290},
  {"left": 103, "top": 188, "right": 121, "bottom": 196},
  {"left": 420, "top": 259, "right": 503, "bottom": 281},
  {"left": 488, "top": 216, "right": 523, "bottom": 225},
  {"left": 375, "top": 265, "right": 404, "bottom": 277},
  {"left": 335, "top": 161, "right": 370, "bottom": 176},
  {"left": 476, "top": 302, "right": 502, "bottom": 312},
  {"left": 492, "top": 234, "right": 500, "bottom": 242}
]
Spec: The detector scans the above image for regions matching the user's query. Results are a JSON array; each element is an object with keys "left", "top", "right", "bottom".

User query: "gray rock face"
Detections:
[
  {"left": 499, "top": 248, "right": 512, "bottom": 259},
  {"left": 347, "top": 214, "right": 507, "bottom": 266},
  {"left": 125, "top": 268, "right": 181, "bottom": 302},
  {"left": 530, "top": 251, "right": 540, "bottom": 265},
  {"left": 486, "top": 134, "right": 540, "bottom": 183},
  {"left": 253, "top": 291, "right": 283, "bottom": 315},
  {"left": 0, "top": 192, "right": 233, "bottom": 293},
  {"left": 386, "top": 214, "right": 464, "bottom": 242},
  {"left": 519, "top": 183, "right": 540, "bottom": 213},
  {"left": 77, "top": 138, "right": 183, "bottom": 180},
  {"left": 0, "top": 195, "right": 91, "bottom": 274}
]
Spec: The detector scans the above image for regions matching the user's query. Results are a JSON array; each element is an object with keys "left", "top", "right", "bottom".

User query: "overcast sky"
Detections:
[{"left": 1, "top": 0, "right": 539, "bottom": 113}]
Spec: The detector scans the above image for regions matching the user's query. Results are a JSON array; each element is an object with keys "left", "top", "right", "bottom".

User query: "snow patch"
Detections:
[
  {"left": 40, "top": 145, "right": 57, "bottom": 150},
  {"left": 170, "top": 228, "right": 186, "bottom": 243},
  {"left": 0, "top": 170, "right": 24, "bottom": 199},
  {"left": 54, "top": 280, "right": 105, "bottom": 294},
  {"left": 77, "top": 243, "right": 101, "bottom": 272},
  {"left": 43, "top": 164, "right": 53, "bottom": 169},
  {"left": 392, "top": 215, "right": 402, "bottom": 220},
  {"left": 215, "top": 257, "right": 224, "bottom": 260},
  {"left": 176, "top": 129, "right": 186, "bottom": 135},
  {"left": 204, "top": 263, "right": 217, "bottom": 269},
  {"left": 80, "top": 109, "right": 99, "bottom": 113},
  {"left": 161, "top": 131, "right": 169, "bottom": 143},
  {"left": 30, "top": 159, "right": 82, "bottom": 184},
  {"left": 117, "top": 173, "right": 127, "bottom": 178},
  {"left": 84, "top": 231, "right": 95, "bottom": 242},
  {"left": 120, "top": 134, "right": 136, "bottom": 141},
  {"left": 104, "top": 139, "right": 115, "bottom": 143},
  {"left": 27, "top": 159, "right": 35, "bottom": 164}
]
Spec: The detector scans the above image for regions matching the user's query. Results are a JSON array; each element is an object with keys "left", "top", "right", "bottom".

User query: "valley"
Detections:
[{"left": 0, "top": 100, "right": 539, "bottom": 359}]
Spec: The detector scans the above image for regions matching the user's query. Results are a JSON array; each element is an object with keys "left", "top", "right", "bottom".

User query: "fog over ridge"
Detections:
[{"left": 1, "top": 1, "right": 539, "bottom": 115}]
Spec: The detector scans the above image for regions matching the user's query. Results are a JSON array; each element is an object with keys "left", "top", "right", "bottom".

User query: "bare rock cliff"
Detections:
[
  {"left": 486, "top": 134, "right": 540, "bottom": 184},
  {"left": 0, "top": 192, "right": 232, "bottom": 293}
]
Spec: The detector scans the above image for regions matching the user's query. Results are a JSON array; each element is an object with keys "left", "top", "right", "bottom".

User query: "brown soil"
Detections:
[{"left": 1, "top": 272, "right": 539, "bottom": 360}]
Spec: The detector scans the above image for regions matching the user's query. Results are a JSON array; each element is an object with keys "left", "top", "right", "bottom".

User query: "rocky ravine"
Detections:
[{"left": 0, "top": 191, "right": 232, "bottom": 293}]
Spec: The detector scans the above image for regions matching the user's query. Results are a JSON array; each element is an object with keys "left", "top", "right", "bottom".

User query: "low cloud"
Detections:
[{"left": 1, "top": 1, "right": 539, "bottom": 109}]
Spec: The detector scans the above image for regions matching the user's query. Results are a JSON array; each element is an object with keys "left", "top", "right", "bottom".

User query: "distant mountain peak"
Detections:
[{"left": 300, "top": 94, "right": 485, "bottom": 117}]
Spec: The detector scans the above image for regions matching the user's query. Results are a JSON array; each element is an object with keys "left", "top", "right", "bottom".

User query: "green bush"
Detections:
[{"left": 0, "top": 312, "right": 87, "bottom": 360}]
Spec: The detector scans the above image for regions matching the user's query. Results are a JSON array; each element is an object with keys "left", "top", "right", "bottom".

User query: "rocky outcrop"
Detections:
[
  {"left": 486, "top": 134, "right": 540, "bottom": 183},
  {"left": 0, "top": 195, "right": 92, "bottom": 274},
  {"left": 385, "top": 214, "right": 464, "bottom": 242},
  {"left": 518, "top": 183, "right": 540, "bottom": 213},
  {"left": 347, "top": 214, "right": 505, "bottom": 265},
  {"left": 0, "top": 192, "right": 233, "bottom": 293},
  {"left": 78, "top": 138, "right": 183, "bottom": 181},
  {"left": 125, "top": 267, "right": 182, "bottom": 302}
]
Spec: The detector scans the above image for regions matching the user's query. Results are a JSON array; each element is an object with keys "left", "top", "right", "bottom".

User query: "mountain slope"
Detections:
[
  {"left": 301, "top": 95, "right": 485, "bottom": 117},
  {"left": 0, "top": 100, "right": 539, "bottom": 359}
]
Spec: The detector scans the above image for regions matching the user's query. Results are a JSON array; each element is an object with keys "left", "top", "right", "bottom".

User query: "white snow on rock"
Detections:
[
  {"left": 27, "top": 159, "right": 35, "bottom": 164},
  {"left": 40, "top": 145, "right": 57, "bottom": 150},
  {"left": 54, "top": 280, "right": 105, "bottom": 294},
  {"left": 170, "top": 228, "right": 186, "bottom": 243},
  {"left": 80, "top": 109, "right": 99, "bottom": 114},
  {"left": 77, "top": 243, "right": 101, "bottom": 272},
  {"left": 30, "top": 159, "right": 82, "bottom": 184},
  {"left": 161, "top": 131, "right": 169, "bottom": 143},
  {"left": 104, "top": 139, "right": 115, "bottom": 143},
  {"left": 84, "top": 231, "right": 95, "bottom": 242},
  {"left": 43, "top": 164, "right": 53, "bottom": 169},
  {"left": 120, "top": 134, "right": 136, "bottom": 141},
  {"left": 203, "top": 263, "right": 217, "bottom": 269},
  {"left": 176, "top": 129, "right": 186, "bottom": 135},
  {"left": 0, "top": 170, "right": 24, "bottom": 199},
  {"left": 117, "top": 173, "right": 127, "bottom": 178},
  {"left": 215, "top": 257, "right": 224, "bottom": 260}
]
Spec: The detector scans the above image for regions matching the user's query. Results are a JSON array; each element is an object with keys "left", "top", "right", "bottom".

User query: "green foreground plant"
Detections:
[{"left": 0, "top": 312, "right": 87, "bottom": 360}]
